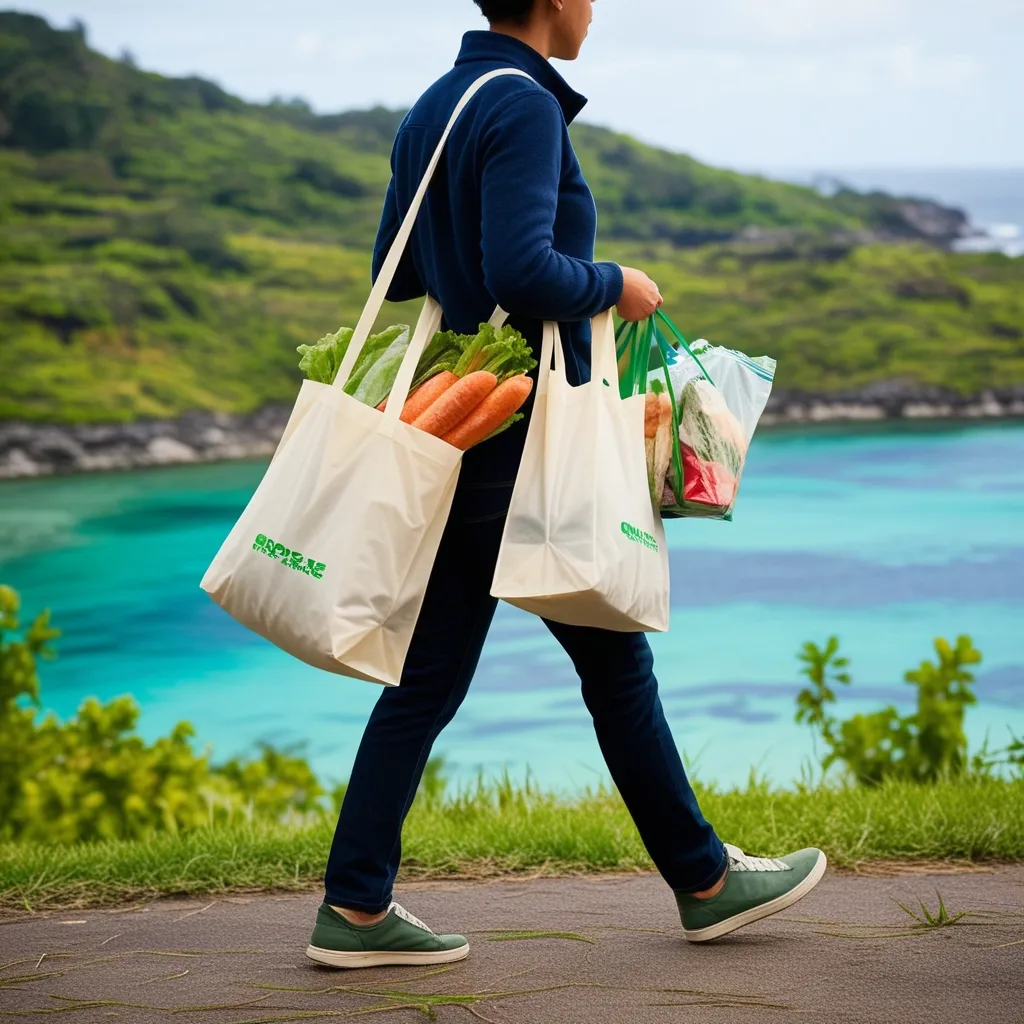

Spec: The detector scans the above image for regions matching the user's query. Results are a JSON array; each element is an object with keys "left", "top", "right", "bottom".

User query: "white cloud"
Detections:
[
  {"left": 718, "top": 0, "right": 896, "bottom": 42},
  {"left": 581, "top": 41, "right": 983, "bottom": 100},
  {"left": 293, "top": 32, "right": 320, "bottom": 57},
  {"left": 879, "top": 45, "right": 981, "bottom": 88}
]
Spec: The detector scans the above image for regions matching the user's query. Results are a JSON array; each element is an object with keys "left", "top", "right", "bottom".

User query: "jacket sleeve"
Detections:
[
  {"left": 478, "top": 91, "right": 623, "bottom": 320},
  {"left": 371, "top": 176, "right": 426, "bottom": 301}
]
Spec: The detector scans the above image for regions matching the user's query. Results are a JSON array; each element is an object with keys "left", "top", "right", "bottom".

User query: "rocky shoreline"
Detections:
[
  {"left": 0, "top": 407, "right": 293, "bottom": 480},
  {"left": 761, "top": 381, "right": 1024, "bottom": 426},
  {"left": 2, "top": 383, "right": 1023, "bottom": 480}
]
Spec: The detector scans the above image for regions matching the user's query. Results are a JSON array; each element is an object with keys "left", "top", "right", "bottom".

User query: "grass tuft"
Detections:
[{"left": 895, "top": 890, "right": 970, "bottom": 929}]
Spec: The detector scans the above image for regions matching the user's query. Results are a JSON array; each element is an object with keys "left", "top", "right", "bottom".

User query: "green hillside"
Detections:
[{"left": 1, "top": 11, "right": 1022, "bottom": 424}]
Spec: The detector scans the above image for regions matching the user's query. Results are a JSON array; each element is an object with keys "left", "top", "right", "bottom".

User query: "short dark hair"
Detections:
[{"left": 474, "top": 0, "right": 535, "bottom": 24}]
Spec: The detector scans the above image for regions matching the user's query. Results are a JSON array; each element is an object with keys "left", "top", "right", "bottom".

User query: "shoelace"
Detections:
[
  {"left": 390, "top": 902, "right": 435, "bottom": 933},
  {"left": 724, "top": 843, "right": 790, "bottom": 872}
]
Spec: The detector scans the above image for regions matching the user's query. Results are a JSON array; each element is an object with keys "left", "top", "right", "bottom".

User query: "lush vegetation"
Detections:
[{"left": 1, "top": 12, "right": 1022, "bottom": 424}]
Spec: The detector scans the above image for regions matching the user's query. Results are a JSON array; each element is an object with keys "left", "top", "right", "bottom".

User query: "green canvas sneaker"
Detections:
[
  {"left": 306, "top": 901, "right": 469, "bottom": 969},
  {"left": 676, "top": 843, "right": 827, "bottom": 943}
]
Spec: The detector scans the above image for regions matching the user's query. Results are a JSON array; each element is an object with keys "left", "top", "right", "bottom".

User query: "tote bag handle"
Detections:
[
  {"left": 537, "top": 310, "right": 618, "bottom": 398},
  {"left": 334, "top": 68, "right": 533, "bottom": 393}
]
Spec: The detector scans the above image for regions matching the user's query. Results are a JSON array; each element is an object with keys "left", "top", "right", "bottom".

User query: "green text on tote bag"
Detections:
[
  {"left": 253, "top": 534, "right": 327, "bottom": 579},
  {"left": 620, "top": 522, "right": 660, "bottom": 552}
]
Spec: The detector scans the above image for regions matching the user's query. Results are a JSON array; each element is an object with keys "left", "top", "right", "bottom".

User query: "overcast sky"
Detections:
[{"left": 20, "top": 0, "right": 1024, "bottom": 170}]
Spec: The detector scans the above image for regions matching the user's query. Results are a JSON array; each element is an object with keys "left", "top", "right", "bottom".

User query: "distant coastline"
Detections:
[
  {"left": 3, "top": 384, "right": 1022, "bottom": 480},
  {"left": 768, "top": 166, "right": 1024, "bottom": 258}
]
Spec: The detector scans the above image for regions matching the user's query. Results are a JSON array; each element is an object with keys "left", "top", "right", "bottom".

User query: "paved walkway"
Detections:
[{"left": 1, "top": 867, "right": 1022, "bottom": 1023}]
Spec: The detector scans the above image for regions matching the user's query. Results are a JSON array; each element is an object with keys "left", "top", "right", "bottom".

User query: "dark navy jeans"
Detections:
[{"left": 324, "top": 480, "right": 727, "bottom": 912}]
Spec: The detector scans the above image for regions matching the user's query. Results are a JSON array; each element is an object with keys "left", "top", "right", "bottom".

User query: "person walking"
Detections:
[{"left": 307, "top": 0, "right": 826, "bottom": 969}]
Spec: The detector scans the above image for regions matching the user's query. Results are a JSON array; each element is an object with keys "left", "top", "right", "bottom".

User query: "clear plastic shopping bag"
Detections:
[{"left": 617, "top": 311, "right": 776, "bottom": 521}]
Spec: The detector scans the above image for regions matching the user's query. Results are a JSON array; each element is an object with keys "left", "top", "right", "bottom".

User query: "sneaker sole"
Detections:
[
  {"left": 305, "top": 942, "right": 470, "bottom": 969},
  {"left": 683, "top": 850, "right": 828, "bottom": 943}
]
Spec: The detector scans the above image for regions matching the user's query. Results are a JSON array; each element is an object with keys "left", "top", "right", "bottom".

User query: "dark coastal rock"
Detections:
[
  {"left": 763, "top": 382, "right": 1024, "bottom": 425},
  {"left": 890, "top": 199, "right": 970, "bottom": 244},
  {"left": 0, "top": 422, "right": 35, "bottom": 454},
  {"left": 0, "top": 405, "right": 293, "bottom": 479}
]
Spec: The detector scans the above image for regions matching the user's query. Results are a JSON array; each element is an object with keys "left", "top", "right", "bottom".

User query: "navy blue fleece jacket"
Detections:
[{"left": 371, "top": 31, "right": 623, "bottom": 481}]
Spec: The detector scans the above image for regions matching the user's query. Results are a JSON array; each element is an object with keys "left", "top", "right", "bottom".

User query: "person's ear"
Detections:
[{"left": 551, "top": 0, "right": 565, "bottom": 10}]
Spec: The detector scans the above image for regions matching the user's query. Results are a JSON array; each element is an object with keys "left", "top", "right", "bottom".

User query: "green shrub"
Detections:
[
  {"left": 0, "top": 584, "right": 325, "bottom": 843},
  {"left": 216, "top": 743, "right": 325, "bottom": 822},
  {"left": 0, "top": 584, "right": 452, "bottom": 844},
  {"left": 796, "top": 634, "right": 1023, "bottom": 785},
  {"left": 0, "top": 583, "right": 60, "bottom": 831}
]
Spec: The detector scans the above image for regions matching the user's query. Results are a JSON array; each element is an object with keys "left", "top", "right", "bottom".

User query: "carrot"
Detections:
[
  {"left": 650, "top": 391, "right": 674, "bottom": 506},
  {"left": 644, "top": 392, "right": 660, "bottom": 439},
  {"left": 441, "top": 375, "right": 534, "bottom": 451},
  {"left": 377, "top": 370, "right": 458, "bottom": 416},
  {"left": 399, "top": 371, "right": 457, "bottom": 423},
  {"left": 643, "top": 397, "right": 656, "bottom": 499},
  {"left": 413, "top": 370, "right": 497, "bottom": 438}
]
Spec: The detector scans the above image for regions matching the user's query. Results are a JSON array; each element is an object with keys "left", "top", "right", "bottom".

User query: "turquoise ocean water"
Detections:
[{"left": 1, "top": 422, "right": 1022, "bottom": 792}]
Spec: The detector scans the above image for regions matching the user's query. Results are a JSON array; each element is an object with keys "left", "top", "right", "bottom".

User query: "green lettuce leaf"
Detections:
[
  {"left": 298, "top": 322, "right": 536, "bottom": 410},
  {"left": 349, "top": 327, "right": 411, "bottom": 407},
  {"left": 344, "top": 325, "right": 409, "bottom": 395},
  {"left": 296, "top": 327, "right": 353, "bottom": 385}
]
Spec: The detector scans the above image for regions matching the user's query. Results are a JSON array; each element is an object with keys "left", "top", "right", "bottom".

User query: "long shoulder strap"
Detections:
[{"left": 335, "top": 68, "right": 533, "bottom": 386}]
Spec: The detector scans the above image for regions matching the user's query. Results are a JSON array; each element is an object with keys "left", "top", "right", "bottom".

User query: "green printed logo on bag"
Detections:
[
  {"left": 253, "top": 534, "right": 326, "bottom": 580},
  {"left": 620, "top": 522, "right": 659, "bottom": 552}
]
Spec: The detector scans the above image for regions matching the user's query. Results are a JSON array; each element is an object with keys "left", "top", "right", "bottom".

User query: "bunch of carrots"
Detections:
[
  {"left": 378, "top": 322, "right": 536, "bottom": 450},
  {"left": 299, "top": 321, "right": 537, "bottom": 451},
  {"left": 381, "top": 369, "right": 533, "bottom": 450}
]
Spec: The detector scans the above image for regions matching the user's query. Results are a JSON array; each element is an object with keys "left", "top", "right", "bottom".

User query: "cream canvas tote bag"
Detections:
[
  {"left": 491, "top": 311, "right": 670, "bottom": 632},
  {"left": 200, "top": 68, "right": 530, "bottom": 685}
]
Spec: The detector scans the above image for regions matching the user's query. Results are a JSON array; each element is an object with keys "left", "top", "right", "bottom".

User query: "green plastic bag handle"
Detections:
[
  {"left": 615, "top": 318, "right": 638, "bottom": 396},
  {"left": 655, "top": 309, "right": 716, "bottom": 388},
  {"left": 616, "top": 311, "right": 716, "bottom": 391}
]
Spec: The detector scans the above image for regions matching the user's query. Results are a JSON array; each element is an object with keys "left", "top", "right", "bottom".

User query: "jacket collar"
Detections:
[{"left": 454, "top": 30, "right": 588, "bottom": 125}]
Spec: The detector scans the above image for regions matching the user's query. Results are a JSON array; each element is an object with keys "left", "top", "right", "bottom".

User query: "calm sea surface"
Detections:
[{"left": 1, "top": 422, "right": 1022, "bottom": 791}]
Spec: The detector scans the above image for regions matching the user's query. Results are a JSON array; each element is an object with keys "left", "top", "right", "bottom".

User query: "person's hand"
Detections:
[{"left": 616, "top": 266, "right": 663, "bottom": 322}]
